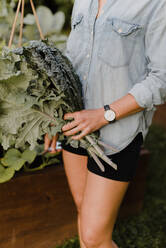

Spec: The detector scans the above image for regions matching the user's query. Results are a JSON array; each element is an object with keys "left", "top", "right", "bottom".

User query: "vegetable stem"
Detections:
[
  {"left": 85, "top": 135, "right": 117, "bottom": 170},
  {"left": 88, "top": 149, "right": 105, "bottom": 172},
  {"left": 98, "top": 140, "right": 119, "bottom": 152}
]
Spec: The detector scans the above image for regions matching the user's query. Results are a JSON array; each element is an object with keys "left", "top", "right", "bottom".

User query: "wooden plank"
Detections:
[{"left": 0, "top": 165, "right": 77, "bottom": 248}]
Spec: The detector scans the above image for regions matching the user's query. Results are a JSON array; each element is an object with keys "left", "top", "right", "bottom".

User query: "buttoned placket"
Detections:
[
  {"left": 82, "top": 25, "right": 95, "bottom": 103},
  {"left": 83, "top": 1, "right": 101, "bottom": 104},
  {"left": 83, "top": 0, "right": 115, "bottom": 104}
]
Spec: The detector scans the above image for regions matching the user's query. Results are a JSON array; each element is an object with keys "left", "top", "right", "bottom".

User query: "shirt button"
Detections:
[
  {"left": 118, "top": 28, "right": 122, "bottom": 33},
  {"left": 84, "top": 75, "right": 87, "bottom": 80},
  {"left": 86, "top": 54, "right": 90, "bottom": 58},
  {"left": 91, "top": 31, "right": 93, "bottom": 35}
]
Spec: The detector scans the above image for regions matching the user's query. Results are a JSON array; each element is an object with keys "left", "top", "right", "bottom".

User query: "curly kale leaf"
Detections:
[{"left": 0, "top": 41, "right": 83, "bottom": 150}]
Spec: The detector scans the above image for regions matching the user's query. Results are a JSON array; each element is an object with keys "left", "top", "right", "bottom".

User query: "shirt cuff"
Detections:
[{"left": 128, "top": 83, "right": 156, "bottom": 111}]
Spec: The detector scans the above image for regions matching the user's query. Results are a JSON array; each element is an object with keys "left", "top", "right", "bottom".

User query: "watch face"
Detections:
[{"left": 104, "top": 110, "right": 116, "bottom": 122}]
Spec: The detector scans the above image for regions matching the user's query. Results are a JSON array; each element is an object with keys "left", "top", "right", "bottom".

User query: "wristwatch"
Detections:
[{"left": 104, "top": 105, "right": 116, "bottom": 123}]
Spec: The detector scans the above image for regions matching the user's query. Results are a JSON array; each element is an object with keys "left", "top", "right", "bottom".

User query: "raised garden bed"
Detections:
[
  {"left": 0, "top": 165, "right": 77, "bottom": 248},
  {"left": 0, "top": 147, "right": 149, "bottom": 248}
]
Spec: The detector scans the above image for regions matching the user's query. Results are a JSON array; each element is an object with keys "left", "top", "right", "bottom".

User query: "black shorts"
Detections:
[{"left": 61, "top": 132, "right": 144, "bottom": 182}]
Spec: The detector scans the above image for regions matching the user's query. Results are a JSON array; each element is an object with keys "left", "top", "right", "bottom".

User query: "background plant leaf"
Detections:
[
  {"left": 0, "top": 164, "right": 15, "bottom": 183},
  {"left": 22, "top": 149, "right": 37, "bottom": 164},
  {"left": 1, "top": 148, "right": 25, "bottom": 171}
]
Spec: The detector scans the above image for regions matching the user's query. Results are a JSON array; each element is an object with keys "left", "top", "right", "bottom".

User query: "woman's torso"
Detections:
[{"left": 64, "top": 0, "right": 159, "bottom": 154}]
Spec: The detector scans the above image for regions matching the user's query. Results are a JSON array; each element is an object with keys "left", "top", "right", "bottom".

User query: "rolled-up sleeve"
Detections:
[{"left": 129, "top": 1, "right": 166, "bottom": 111}]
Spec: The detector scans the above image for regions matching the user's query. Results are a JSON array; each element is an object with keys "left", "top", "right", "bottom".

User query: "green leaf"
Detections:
[
  {"left": 22, "top": 149, "right": 37, "bottom": 164},
  {"left": 58, "top": 106, "right": 63, "bottom": 119},
  {"left": 0, "top": 0, "right": 8, "bottom": 17},
  {"left": 0, "top": 133, "right": 16, "bottom": 150},
  {"left": 46, "top": 158, "right": 60, "bottom": 165},
  {"left": 0, "top": 164, "right": 15, "bottom": 183},
  {"left": 51, "top": 11, "right": 65, "bottom": 33},
  {"left": 23, "top": 13, "right": 35, "bottom": 25},
  {"left": 50, "top": 124, "right": 63, "bottom": 136},
  {"left": 1, "top": 148, "right": 26, "bottom": 171},
  {"left": 44, "top": 151, "right": 61, "bottom": 159},
  {"left": 36, "top": 6, "right": 53, "bottom": 35},
  {"left": 35, "top": 6, "right": 65, "bottom": 35},
  {"left": 34, "top": 144, "right": 44, "bottom": 155}
]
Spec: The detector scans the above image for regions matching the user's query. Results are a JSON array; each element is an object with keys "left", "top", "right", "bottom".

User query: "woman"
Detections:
[{"left": 45, "top": 0, "right": 166, "bottom": 247}]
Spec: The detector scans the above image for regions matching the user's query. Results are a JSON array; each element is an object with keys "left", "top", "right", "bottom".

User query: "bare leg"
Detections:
[
  {"left": 112, "top": 241, "right": 119, "bottom": 248},
  {"left": 62, "top": 149, "right": 124, "bottom": 248},
  {"left": 79, "top": 212, "right": 118, "bottom": 248},
  {"left": 62, "top": 149, "right": 88, "bottom": 248},
  {"left": 80, "top": 171, "right": 129, "bottom": 248},
  {"left": 78, "top": 213, "right": 87, "bottom": 248}
]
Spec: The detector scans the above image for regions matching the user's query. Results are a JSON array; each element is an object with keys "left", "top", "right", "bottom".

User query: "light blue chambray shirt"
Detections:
[{"left": 64, "top": 0, "right": 166, "bottom": 155}]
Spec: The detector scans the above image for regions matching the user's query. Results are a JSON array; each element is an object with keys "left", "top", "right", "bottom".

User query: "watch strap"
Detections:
[
  {"left": 104, "top": 104, "right": 110, "bottom": 111},
  {"left": 110, "top": 117, "right": 116, "bottom": 123}
]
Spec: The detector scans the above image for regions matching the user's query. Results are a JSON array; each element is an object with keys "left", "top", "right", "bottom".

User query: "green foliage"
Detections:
[
  {"left": 0, "top": 40, "right": 116, "bottom": 182},
  {"left": 1, "top": 148, "right": 27, "bottom": 170},
  {"left": 0, "top": 148, "right": 36, "bottom": 182},
  {"left": 0, "top": 40, "right": 81, "bottom": 182},
  {"left": 0, "top": 40, "right": 84, "bottom": 150},
  {"left": 23, "top": 147, "right": 61, "bottom": 172},
  {"left": 24, "top": 6, "right": 65, "bottom": 35},
  {"left": 0, "top": 163, "right": 15, "bottom": 183},
  {"left": 23, "top": 5, "right": 67, "bottom": 51},
  {"left": 0, "top": 0, "right": 21, "bottom": 44},
  {"left": 23, "top": 0, "right": 74, "bottom": 30},
  {"left": 0, "top": 39, "right": 80, "bottom": 183},
  {"left": 0, "top": 0, "right": 71, "bottom": 51},
  {"left": 0, "top": 1, "right": 77, "bottom": 183},
  {"left": 0, "top": 145, "right": 61, "bottom": 182},
  {"left": 21, "top": 149, "right": 37, "bottom": 164}
]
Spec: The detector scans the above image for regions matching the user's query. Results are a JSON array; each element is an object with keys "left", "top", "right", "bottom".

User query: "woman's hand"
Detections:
[
  {"left": 44, "top": 133, "right": 61, "bottom": 154},
  {"left": 62, "top": 108, "right": 108, "bottom": 140}
]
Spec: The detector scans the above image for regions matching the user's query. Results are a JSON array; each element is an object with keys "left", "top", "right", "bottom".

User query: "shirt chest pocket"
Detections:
[
  {"left": 98, "top": 18, "right": 142, "bottom": 68},
  {"left": 66, "top": 13, "right": 84, "bottom": 59}
]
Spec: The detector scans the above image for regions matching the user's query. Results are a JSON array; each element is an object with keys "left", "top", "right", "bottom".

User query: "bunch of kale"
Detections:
[{"left": 0, "top": 40, "right": 117, "bottom": 172}]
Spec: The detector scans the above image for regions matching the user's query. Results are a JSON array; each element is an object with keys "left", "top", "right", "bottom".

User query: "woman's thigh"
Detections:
[
  {"left": 80, "top": 170, "right": 129, "bottom": 243},
  {"left": 62, "top": 149, "right": 88, "bottom": 212}
]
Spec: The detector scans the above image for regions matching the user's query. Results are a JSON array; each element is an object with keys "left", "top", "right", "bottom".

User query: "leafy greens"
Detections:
[{"left": 0, "top": 40, "right": 117, "bottom": 182}]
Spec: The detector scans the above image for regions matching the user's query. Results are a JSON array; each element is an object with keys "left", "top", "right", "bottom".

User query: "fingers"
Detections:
[
  {"left": 63, "top": 112, "right": 75, "bottom": 120},
  {"left": 62, "top": 111, "right": 91, "bottom": 139},
  {"left": 44, "top": 133, "right": 51, "bottom": 151},
  {"left": 62, "top": 112, "right": 82, "bottom": 132},
  {"left": 62, "top": 120, "right": 79, "bottom": 132},
  {"left": 63, "top": 125, "right": 83, "bottom": 136},
  {"left": 62, "top": 110, "right": 93, "bottom": 140},
  {"left": 49, "top": 135, "right": 57, "bottom": 154},
  {"left": 72, "top": 127, "right": 90, "bottom": 140},
  {"left": 44, "top": 133, "right": 60, "bottom": 154}
]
